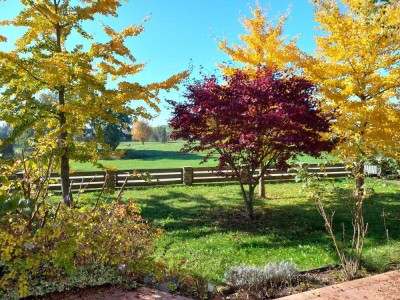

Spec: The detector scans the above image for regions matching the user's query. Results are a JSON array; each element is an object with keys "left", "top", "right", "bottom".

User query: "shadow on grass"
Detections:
[
  {"left": 121, "top": 149, "right": 206, "bottom": 162},
  {"left": 134, "top": 184, "right": 400, "bottom": 251}
]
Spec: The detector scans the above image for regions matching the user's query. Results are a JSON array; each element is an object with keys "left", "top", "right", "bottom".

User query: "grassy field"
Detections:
[
  {"left": 71, "top": 141, "right": 337, "bottom": 171},
  {"left": 79, "top": 178, "right": 400, "bottom": 283}
]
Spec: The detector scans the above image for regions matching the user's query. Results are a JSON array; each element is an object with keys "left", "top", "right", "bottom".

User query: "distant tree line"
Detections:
[
  {"left": 0, "top": 125, "right": 14, "bottom": 158},
  {"left": 0, "top": 119, "right": 171, "bottom": 159}
]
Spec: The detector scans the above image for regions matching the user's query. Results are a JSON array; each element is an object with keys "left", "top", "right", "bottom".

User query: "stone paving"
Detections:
[{"left": 279, "top": 270, "right": 400, "bottom": 300}]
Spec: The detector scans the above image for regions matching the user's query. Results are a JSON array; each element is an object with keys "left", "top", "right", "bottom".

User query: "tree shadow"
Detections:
[
  {"left": 121, "top": 149, "right": 207, "bottom": 162},
  {"left": 135, "top": 185, "right": 400, "bottom": 252}
]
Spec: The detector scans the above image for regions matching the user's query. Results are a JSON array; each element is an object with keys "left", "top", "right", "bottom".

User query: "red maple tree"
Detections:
[{"left": 169, "top": 69, "right": 335, "bottom": 219}]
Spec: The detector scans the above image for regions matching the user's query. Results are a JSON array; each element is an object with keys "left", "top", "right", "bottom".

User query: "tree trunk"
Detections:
[
  {"left": 245, "top": 200, "right": 254, "bottom": 219},
  {"left": 246, "top": 185, "right": 255, "bottom": 219},
  {"left": 58, "top": 89, "right": 73, "bottom": 206},
  {"left": 238, "top": 181, "right": 255, "bottom": 219},
  {"left": 259, "top": 163, "right": 266, "bottom": 198},
  {"left": 54, "top": 13, "right": 72, "bottom": 206},
  {"left": 354, "top": 162, "right": 364, "bottom": 198},
  {"left": 60, "top": 149, "right": 72, "bottom": 206}
]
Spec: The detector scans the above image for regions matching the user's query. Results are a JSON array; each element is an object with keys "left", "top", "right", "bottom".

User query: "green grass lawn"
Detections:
[
  {"left": 79, "top": 178, "right": 400, "bottom": 283},
  {"left": 71, "top": 141, "right": 219, "bottom": 171},
  {"left": 71, "top": 141, "right": 337, "bottom": 171}
]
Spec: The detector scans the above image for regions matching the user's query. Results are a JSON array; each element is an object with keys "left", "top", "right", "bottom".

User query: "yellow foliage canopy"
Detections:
[
  {"left": 131, "top": 120, "right": 152, "bottom": 145},
  {"left": 218, "top": 4, "right": 299, "bottom": 75},
  {"left": 0, "top": 0, "right": 188, "bottom": 163},
  {"left": 299, "top": 0, "right": 400, "bottom": 161}
]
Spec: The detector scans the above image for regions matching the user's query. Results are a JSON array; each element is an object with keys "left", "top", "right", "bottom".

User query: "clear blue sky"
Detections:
[{"left": 0, "top": 0, "right": 318, "bottom": 126}]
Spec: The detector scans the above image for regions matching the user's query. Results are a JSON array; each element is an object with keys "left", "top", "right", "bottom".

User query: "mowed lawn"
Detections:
[
  {"left": 71, "top": 141, "right": 337, "bottom": 171},
  {"left": 71, "top": 141, "right": 218, "bottom": 171},
  {"left": 81, "top": 178, "right": 400, "bottom": 283}
]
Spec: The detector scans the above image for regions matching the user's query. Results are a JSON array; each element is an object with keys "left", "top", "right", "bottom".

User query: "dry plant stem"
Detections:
[
  {"left": 28, "top": 152, "right": 55, "bottom": 227},
  {"left": 316, "top": 196, "right": 368, "bottom": 280},
  {"left": 66, "top": 179, "right": 74, "bottom": 205},
  {"left": 93, "top": 178, "right": 128, "bottom": 232},
  {"left": 116, "top": 177, "right": 128, "bottom": 204},
  {"left": 41, "top": 168, "right": 53, "bottom": 202},
  {"left": 92, "top": 179, "right": 108, "bottom": 212},
  {"left": 40, "top": 210, "right": 49, "bottom": 228},
  {"left": 52, "top": 201, "right": 62, "bottom": 222},
  {"left": 21, "top": 150, "right": 30, "bottom": 198},
  {"left": 73, "top": 178, "right": 85, "bottom": 208},
  {"left": 33, "top": 151, "right": 54, "bottom": 201},
  {"left": 342, "top": 223, "right": 345, "bottom": 244},
  {"left": 382, "top": 209, "right": 390, "bottom": 243},
  {"left": 74, "top": 176, "right": 96, "bottom": 208}
]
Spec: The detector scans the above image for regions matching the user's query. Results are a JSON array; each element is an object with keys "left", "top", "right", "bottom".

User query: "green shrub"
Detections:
[{"left": 0, "top": 200, "right": 161, "bottom": 298}]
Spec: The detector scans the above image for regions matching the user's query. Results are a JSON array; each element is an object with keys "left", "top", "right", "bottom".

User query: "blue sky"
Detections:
[{"left": 0, "top": 0, "right": 318, "bottom": 126}]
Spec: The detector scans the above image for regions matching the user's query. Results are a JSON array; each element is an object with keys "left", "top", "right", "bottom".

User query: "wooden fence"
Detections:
[{"left": 38, "top": 163, "right": 352, "bottom": 192}]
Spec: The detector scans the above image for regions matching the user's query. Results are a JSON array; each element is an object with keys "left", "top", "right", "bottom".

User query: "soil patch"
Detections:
[{"left": 32, "top": 286, "right": 193, "bottom": 300}]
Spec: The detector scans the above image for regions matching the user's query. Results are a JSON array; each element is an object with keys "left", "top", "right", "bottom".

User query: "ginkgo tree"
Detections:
[
  {"left": 0, "top": 0, "right": 187, "bottom": 205},
  {"left": 218, "top": 4, "right": 298, "bottom": 75},
  {"left": 299, "top": 0, "right": 400, "bottom": 194}
]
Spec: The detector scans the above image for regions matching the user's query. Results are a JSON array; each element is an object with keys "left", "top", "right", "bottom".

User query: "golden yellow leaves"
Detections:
[
  {"left": 88, "top": 24, "right": 150, "bottom": 80},
  {"left": 78, "top": 0, "right": 124, "bottom": 18},
  {"left": 218, "top": 5, "right": 299, "bottom": 75},
  {"left": 308, "top": 0, "right": 400, "bottom": 160},
  {"left": 0, "top": 0, "right": 187, "bottom": 170}
]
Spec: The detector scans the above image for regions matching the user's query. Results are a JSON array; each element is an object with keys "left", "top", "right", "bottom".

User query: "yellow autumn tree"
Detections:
[
  {"left": 131, "top": 120, "right": 152, "bottom": 145},
  {"left": 0, "top": 1, "right": 187, "bottom": 205},
  {"left": 299, "top": 0, "right": 400, "bottom": 193},
  {"left": 218, "top": 4, "right": 299, "bottom": 75}
]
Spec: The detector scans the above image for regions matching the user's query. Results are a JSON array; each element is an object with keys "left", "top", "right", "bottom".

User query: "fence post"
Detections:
[
  {"left": 183, "top": 167, "right": 193, "bottom": 185},
  {"left": 105, "top": 170, "right": 117, "bottom": 191}
]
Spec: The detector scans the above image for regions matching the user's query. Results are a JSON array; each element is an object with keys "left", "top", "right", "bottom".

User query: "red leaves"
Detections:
[{"left": 169, "top": 68, "right": 335, "bottom": 172}]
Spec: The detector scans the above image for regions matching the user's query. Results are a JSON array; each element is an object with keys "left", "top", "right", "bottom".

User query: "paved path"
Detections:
[
  {"left": 280, "top": 270, "right": 400, "bottom": 300},
  {"left": 74, "top": 287, "right": 194, "bottom": 300}
]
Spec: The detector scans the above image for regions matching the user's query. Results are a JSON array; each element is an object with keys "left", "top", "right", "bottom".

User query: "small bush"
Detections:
[
  {"left": 224, "top": 261, "right": 298, "bottom": 298},
  {"left": 263, "top": 261, "right": 298, "bottom": 286},
  {"left": 0, "top": 200, "right": 161, "bottom": 299},
  {"left": 224, "top": 266, "right": 266, "bottom": 290}
]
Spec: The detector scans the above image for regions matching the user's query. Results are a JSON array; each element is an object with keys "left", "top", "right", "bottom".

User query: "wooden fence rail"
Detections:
[{"left": 17, "top": 163, "right": 355, "bottom": 192}]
